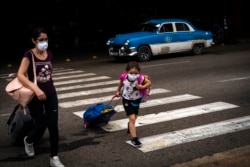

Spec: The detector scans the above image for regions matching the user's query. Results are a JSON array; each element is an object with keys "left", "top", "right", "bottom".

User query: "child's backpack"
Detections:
[{"left": 120, "top": 72, "right": 151, "bottom": 102}]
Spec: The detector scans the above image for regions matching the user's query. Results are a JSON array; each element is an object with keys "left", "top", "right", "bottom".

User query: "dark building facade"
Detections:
[{"left": 3, "top": 0, "right": 247, "bottom": 57}]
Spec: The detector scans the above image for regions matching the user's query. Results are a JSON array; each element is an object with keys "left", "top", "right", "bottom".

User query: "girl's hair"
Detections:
[
  {"left": 31, "top": 27, "right": 47, "bottom": 40},
  {"left": 125, "top": 61, "right": 141, "bottom": 72}
]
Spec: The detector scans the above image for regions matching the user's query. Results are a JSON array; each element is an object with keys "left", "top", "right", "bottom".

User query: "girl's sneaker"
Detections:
[{"left": 131, "top": 137, "right": 142, "bottom": 147}]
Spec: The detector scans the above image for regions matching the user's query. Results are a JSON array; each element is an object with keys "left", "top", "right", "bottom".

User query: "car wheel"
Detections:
[
  {"left": 137, "top": 45, "right": 152, "bottom": 62},
  {"left": 192, "top": 44, "right": 204, "bottom": 55}
]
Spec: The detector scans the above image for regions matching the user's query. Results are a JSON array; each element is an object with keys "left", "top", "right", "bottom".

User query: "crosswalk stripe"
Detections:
[
  {"left": 53, "top": 73, "right": 96, "bottom": 80},
  {"left": 58, "top": 87, "right": 117, "bottom": 99},
  {"left": 140, "top": 61, "right": 191, "bottom": 68},
  {"left": 60, "top": 88, "right": 170, "bottom": 108},
  {"left": 217, "top": 76, "right": 250, "bottom": 82},
  {"left": 0, "top": 74, "right": 10, "bottom": 79},
  {"left": 72, "top": 94, "right": 200, "bottom": 117},
  {"left": 54, "top": 76, "right": 111, "bottom": 86},
  {"left": 1, "top": 69, "right": 82, "bottom": 80},
  {"left": 56, "top": 80, "right": 119, "bottom": 91},
  {"left": 129, "top": 116, "right": 250, "bottom": 152},
  {"left": 58, "top": 86, "right": 170, "bottom": 99},
  {"left": 53, "top": 69, "right": 82, "bottom": 75},
  {"left": 101, "top": 102, "right": 239, "bottom": 132},
  {"left": 113, "top": 94, "right": 200, "bottom": 112}
]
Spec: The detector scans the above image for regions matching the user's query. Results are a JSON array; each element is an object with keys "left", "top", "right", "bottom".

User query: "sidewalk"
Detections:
[
  {"left": 171, "top": 145, "right": 250, "bottom": 167},
  {"left": 236, "top": 37, "right": 250, "bottom": 43}
]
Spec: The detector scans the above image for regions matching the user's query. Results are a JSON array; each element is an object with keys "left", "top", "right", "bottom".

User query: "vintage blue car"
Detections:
[{"left": 106, "top": 18, "right": 213, "bottom": 62}]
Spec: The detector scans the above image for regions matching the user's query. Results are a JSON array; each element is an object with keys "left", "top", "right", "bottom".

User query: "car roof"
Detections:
[{"left": 147, "top": 18, "right": 191, "bottom": 24}]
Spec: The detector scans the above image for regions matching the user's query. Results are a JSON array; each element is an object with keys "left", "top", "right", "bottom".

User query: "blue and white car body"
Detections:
[{"left": 106, "top": 18, "right": 213, "bottom": 62}]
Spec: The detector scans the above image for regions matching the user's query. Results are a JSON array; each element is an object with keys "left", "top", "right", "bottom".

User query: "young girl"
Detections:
[{"left": 115, "top": 61, "right": 151, "bottom": 147}]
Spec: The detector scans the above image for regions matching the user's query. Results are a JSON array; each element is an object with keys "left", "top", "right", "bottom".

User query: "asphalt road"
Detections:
[{"left": 0, "top": 41, "right": 250, "bottom": 167}]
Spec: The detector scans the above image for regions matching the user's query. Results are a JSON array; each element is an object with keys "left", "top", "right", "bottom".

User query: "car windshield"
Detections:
[{"left": 138, "top": 23, "right": 159, "bottom": 32}]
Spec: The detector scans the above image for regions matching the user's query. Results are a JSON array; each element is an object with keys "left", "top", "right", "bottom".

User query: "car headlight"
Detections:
[
  {"left": 121, "top": 46, "right": 125, "bottom": 51},
  {"left": 124, "top": 40, "right": 129, "bottom": 46},
  {"left": 106, "top": 40, "right": 111, "bottom": 45}
]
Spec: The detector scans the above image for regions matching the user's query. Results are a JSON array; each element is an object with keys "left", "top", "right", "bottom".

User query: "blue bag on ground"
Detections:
[{"left": 83, "top": 103, "right": 116, "bottom": 128}]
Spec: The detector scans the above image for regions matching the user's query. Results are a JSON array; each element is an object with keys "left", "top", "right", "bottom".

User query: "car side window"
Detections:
[
  {"left": 175, "top": 23, "right": 190, "bottom": 31},
  {"left": 141, "top": 24, "right": 158, "bottom": 32},
  {"left": 160, "top": 23, "right": 173, "bottom": 33}
]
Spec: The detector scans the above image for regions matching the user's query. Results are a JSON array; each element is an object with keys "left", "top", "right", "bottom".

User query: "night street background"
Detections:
[{"left": 3, "top": 0, "right": 248, "bottom": 61}]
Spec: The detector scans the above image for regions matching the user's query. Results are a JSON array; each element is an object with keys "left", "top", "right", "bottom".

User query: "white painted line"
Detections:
[
  {"left": 58, "top": 87, "right": 117, "bottom": 99},
  {"left": 53, "top": 73, "right": 96, "bottom": 80},
  {"left": 73, "top": 111, "right": 84, "bottom": 118},
  {"left": 113, "top": 94, "right": 200, "bottom": 113},
  {"left": 101, "top": 102, "right": 238, "bottom": 132},
  {"left": 0, "top": 74, "right": 10, "bottom": 79},
  {"left": 56, "top": 80, "right": 118, "bottom": 91},
  {"left": 217, "top": 76, "right": 250, "bottom": 82},
  {"left": 131, "top": 116, "right": 250, "bottom": 153},
  {"left": 53, "top": 68, "right": 75, "bottom": 73},
  {"left": 60, "top": 88, "right": 170, "bottom": 108},
  {"left": 141, "top": 61, "right": 190, "bottom": 68},
  {"left": 0, "top": 74, "right": 9, "bottom": 77},
  {"left": 53, "top": 69, "right": 79, "bottom": 74},
  {"left": 0, "top": 113, "right": 11, "bottom": 117},
  {"left": 54, "top": 76, "right": 110, "bottom": 86},
  {"left": 72, "top": 93, "right": 198, "bottom": 117}
]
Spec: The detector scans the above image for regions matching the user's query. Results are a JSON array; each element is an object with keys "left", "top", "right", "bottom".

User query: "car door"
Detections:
[
  {"left": 173, "top": 22, "right": 193, "bottom": 51},
  {"left": 160, "top": 23, "right": 181, "bottom": 53},
  {"left": 150, "top": 23, "right": 180, "bottom": 54}
]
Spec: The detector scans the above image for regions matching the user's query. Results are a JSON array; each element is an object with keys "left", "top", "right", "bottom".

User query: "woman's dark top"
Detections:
[{"left": 24, "top": 50, "right": 56, "bottom": 95}]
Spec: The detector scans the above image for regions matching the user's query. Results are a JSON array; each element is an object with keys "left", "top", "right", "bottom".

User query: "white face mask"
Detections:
[
  {"left": 127, "top": 74, "right": 139, "bottom": 81},
  {"left": 37, "top": 41, "right": 48, "bottom": 51}
]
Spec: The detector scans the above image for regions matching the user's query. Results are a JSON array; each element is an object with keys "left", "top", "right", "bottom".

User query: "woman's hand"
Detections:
[{"left": 35, "top": 88, "right": 46, "bottom": 101}]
